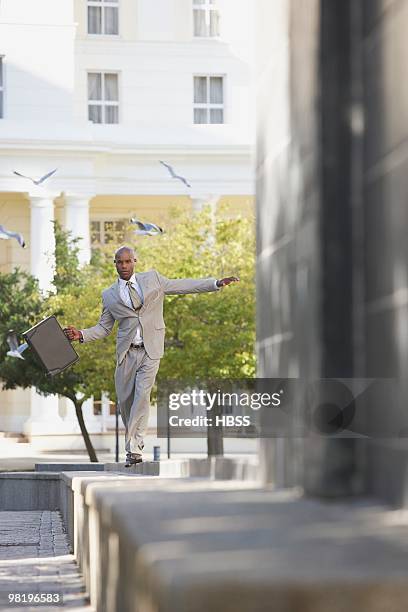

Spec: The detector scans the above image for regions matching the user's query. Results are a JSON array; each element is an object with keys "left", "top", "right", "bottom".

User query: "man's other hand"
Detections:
[
  {"left": 216, "top": 276, "right": 240, "bottom": 287},
  {"left": 64, "top": 325, "right": 82, "bottom": 342}
]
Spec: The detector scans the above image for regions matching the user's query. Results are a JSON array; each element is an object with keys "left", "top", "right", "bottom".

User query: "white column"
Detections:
[
  {"left": 190, "top": 194, "right": 220, "bottom": 244},
  {"left": 29, "top": 195, "right": 56, "bottom": 292},
  {"left": 23, "top": 389, "right": 64, "bottom": 436},
  {"left": 82, "top": 397, "right": 102, "bottom": 433},
  {"left": 101, "top": 392, "right": 113, "bottom": 433},
  {"left": 27, "top": 195, "right": 61, "bottom": 443},
  {"left": 64, "top": 195, "right": 91, "bottom": 265},
  {"left": 59, "top": 396, "right": 81, "bottom": 433},
  {"left": 191, "top": 194, "right": 216, "bottom": 213}
]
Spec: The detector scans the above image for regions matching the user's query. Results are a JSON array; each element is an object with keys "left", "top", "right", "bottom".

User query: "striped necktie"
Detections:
[{"left": 126, "top": 281, "right": 142, "bottom": 310}]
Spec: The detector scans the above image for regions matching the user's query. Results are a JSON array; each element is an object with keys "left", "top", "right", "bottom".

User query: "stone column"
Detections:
[
  {"left": 82, "top": 397, "right": 102, "bottom": 433},
  {"left": 190, "top": 194, "right": 219, "bottom": 215},
  {"left": 23, "top": 389, "right": 63, "bottom": 437},
  {"left": 29, "top": 195, "right": 56, "bottom": 292},
  {"left": 61, "top": 194, "right": 91, "bottom": 434},
  {"left": 64, "top": 195, "right": 91, "bottom": 265},
  {"left": 190, "top": 194, "right": 219, "bottom": 248},
  {"left": 101, "top": 392, "right": 111, "bottom": 434},
  {"left": 27, "top": 194, "right": 63, "bottom": 444}
]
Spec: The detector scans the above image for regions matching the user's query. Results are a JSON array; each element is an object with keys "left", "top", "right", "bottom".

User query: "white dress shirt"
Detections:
[{"left": 118, "top": 274, "right": 144, "bottom": 345}]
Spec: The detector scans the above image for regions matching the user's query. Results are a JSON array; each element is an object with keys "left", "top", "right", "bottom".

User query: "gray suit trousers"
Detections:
[{"left": 114, "top": 346, "right": 160, "bottom": 454}]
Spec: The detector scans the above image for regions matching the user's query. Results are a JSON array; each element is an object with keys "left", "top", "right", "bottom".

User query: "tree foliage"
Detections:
[
  {"left": 0, "top": 222, "right": 110, "bottom": 461},
  {"left": 132, "top": 205, "right": 256, "bottom": 382},
  {"left": 0, "top": 207, "right": 255, "bottom": 459}
]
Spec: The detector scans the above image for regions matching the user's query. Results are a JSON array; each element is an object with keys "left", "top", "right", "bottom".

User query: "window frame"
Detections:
[
  {"left": 87, "top": 71, "right": 120, "bottom": 125},
  {"left": 92, "top": 392, "right": 119, "bottom": 427},
  {"left": 193, "top": 74, "right": 225, "bottom": 124},
  {"left": 90, "top": 218, "right": 128, "bottom": 247},
  {"left": 0, "top": 56, "right": 4, "bottom": 119},
  {"left": 87, "top": 0, "right": 120, "bottom": 37},
  {"left": 192, "top": 0, "right": 220, "bottom": 39}
]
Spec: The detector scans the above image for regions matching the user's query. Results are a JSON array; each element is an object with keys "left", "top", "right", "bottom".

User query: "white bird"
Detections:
[
  {"left": 13, "top": 168, "right": 58, "bottom": 185},
  {"left": 159, "top": 161, "right": 191, "bottom": 188},
  {"left": 0, "top": 224, "right": 26, "bottom": 248},
  {"left": 130, "top": 218, "right": 164, "bottom": 236},
  {"left": 6, "top": 331, "right": 29, "bottom": 360}
]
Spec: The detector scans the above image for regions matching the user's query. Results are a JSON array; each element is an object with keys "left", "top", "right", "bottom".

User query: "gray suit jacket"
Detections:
[{"left": 81, "top": 269, "right": 220, "bottom": 364}]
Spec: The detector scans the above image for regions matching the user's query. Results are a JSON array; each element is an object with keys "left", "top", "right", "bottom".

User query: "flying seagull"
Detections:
[
  {"left": 159, "top": 161, "right": 191, "bottom": 188},
  {"left": 0, "top": 224, "right": 26, "bottom": 248},
  {"left": 130, "top": 218, "right": 164, "bottom": 236},
  {"left": 6, "top": 331, "right": 29, "bottom": 360},
  {"left": 13, "top": 168, "right": 58, "bottom": 185}
]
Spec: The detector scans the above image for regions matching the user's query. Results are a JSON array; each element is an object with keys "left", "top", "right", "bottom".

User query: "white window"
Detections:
[
  {"left": 0, "top": 57, "right": 4, "bottom": 119},
  {"left": 193, "top": 75, "right": 224, "bottom": 124},
  {"left": 193, "top": 0, "right": 220, "bottom": 37},
  {"left": 88, "top": 72, "right": 119, "bottom": 124},
  {"left": 91, "top": 219, "right": 126, "bottom": 246},
  {"left": 93, "top": 395, "right": 116, "bottom": 416},
  {"left": 88, "top": 0, "right": 119, "bottom": 35}
]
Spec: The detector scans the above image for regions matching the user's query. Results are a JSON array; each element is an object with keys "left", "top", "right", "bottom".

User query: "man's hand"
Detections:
[
  {"left": 64, "top": 325, "right": 82, "bottom": 342},
  {"left": 216, "top": 276, "right": 240, "bottom": 288}
]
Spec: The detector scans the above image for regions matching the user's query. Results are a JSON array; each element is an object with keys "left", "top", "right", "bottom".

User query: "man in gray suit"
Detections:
[{"left": 65, "top": 246, "right": 239, "bottom": 466}]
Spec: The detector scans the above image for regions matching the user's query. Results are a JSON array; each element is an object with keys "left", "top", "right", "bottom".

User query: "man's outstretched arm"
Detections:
[
  {"left": 155, "top": 270, "right": 239, "bottom": 295},
  {"left": 64, "top": 300, "right": 115, "bottom": 343}
]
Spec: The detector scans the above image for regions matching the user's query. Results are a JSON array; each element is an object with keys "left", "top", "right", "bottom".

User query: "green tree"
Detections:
[
  {"left": 43, "top": 222, "right": 118, "bottom": 461},
  {"left": 98, "top": 204, "right": 256, "bottom": 455},
  {"left": 0, "top": 208, "right": 254, "bottom": 462},
  {"left": 0, "top": 268, "right": 104, "bottom": 459},
  {"left": 0, "top": 223, "right": 117, "bottom": 462},
  {"left": 133, "top": 205, "right": 255, "bottom": 380}
]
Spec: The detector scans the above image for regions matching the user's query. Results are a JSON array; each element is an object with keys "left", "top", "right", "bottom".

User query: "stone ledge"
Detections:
[
  {"left": 84, "top": 481, "right": 408, "bottom": 612},
  {"left": 0, "top": 471, "right": 59, "bottom": 479},
  {"left": 3, "top": 470, "right": 408, "bottom": 611},
  {"left": 0, "top": 472, "right": 60, "bottom": 510},
  {"left": 104, "top": 457, "right": 260, "bottom": 480},
  {"left": 59, "top": 471, "right": 135, "bottom": 555},
  {"left": 36, "top": 463, "right": 104, "bottom": 472},
  {"left": 32, "top": 457, "right": 260, "bottom": 481},
  {"left": 104, "top": 459, "right": 186, "bottom": 476}
]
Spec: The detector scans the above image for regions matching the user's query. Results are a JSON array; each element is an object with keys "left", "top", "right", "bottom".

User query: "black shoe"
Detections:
[{"left": 125, "top": 453, "right": 143, "bottom": 467}]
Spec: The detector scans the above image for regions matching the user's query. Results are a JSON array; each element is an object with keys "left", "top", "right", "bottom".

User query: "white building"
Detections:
[{"left": 0, "top": 0, "right": 255, "bottom": 451}]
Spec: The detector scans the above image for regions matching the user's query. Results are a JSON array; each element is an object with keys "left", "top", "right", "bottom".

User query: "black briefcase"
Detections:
[{"left": 23, "top": 315, "right": 79, "bottom": 376}]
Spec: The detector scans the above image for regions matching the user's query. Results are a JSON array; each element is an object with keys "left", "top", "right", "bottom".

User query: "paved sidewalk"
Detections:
[{"left": 0, "top": 511, "right": 92, "bottom": 610}]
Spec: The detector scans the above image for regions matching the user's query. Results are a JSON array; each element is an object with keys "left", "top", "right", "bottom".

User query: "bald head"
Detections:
[
  {"left": 114, "top": 245, "right": 137, "bottom": 280},
  {"left": 114, "top": 245, "right": 135, "bottom": 260}
]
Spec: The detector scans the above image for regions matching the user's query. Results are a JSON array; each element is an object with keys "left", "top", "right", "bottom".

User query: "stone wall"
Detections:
[
  {"left": 257, "top": 0, "right": 408, "bottom": 505},
  {"left": 363, "top": 0, "right": 408, "bottom": 505}
]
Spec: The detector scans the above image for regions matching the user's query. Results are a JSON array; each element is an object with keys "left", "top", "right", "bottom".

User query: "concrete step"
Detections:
[
  {"left": 0, "top": 431, "right": 29, "bottom": 443},
  {"left": 83, "top": 480, "right": 408, "bottom": 612},
  {"left": 104, "top": 459, "right": 185, "bottom": 476},
  {"left": 33, "top": 458, "right": 259, "bottom": 480},
  {"left": 0, "top": 439, "right": 28, "bottom": 450},
  {"left": 3, "top": 470, "right": 408, "bottom": 611},
  {"left": 35, "top": 463, "right": 104, "bottom": 472},
  {"left": 0, "top": 437, "right": 33, "bottom": 455},
  {"left": 105, "top": 456, "right": 259, "bottom": 480},
  {"left": 0, "top": 472, "right": 61, "bottom": 510}
]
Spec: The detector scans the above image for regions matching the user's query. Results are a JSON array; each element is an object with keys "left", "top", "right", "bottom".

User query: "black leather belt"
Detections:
[{"left": 130, "top": 343, "right": 144, "bottom": 349}]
